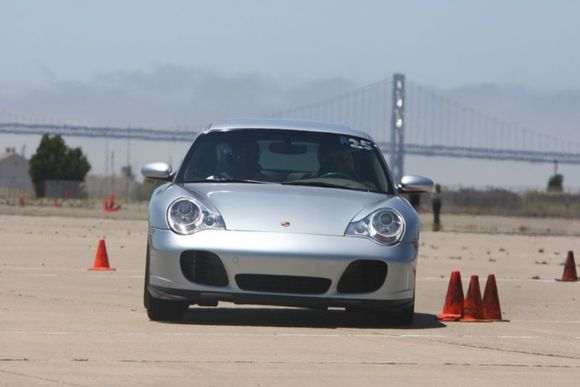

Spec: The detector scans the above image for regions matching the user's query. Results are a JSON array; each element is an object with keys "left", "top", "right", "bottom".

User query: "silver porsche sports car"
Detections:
[{"left": 142, "top": 118, "right": 432, "bottom": 325}]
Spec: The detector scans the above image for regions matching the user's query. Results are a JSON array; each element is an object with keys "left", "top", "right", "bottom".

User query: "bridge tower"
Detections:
[{"left": 389, "top": 73, "right": 405, "bottom": 183}]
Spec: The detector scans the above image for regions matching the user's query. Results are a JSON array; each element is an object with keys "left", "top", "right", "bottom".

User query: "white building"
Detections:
[{"left": 0, "top": 147, "right": 32, "bottom": 190}]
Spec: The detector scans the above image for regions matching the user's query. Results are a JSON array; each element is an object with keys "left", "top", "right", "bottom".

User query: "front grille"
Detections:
[
  {"left": 235, "top": 274, "right": 331, "bottom": 295},
  {"left": 337, "top": 260, "right": 388, "bottom": 294},
  {"left": 180, "top": 251, "right": 229, "bottom": 287}
]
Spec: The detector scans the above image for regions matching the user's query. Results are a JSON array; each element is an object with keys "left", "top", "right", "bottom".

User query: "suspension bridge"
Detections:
[{"left": 1, "top": 74, "right": 580, "bottom": 181}]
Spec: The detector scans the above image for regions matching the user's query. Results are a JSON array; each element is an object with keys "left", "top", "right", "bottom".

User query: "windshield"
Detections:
[{"left": 175, "top": 129, "right": 394, "bottom": 194}]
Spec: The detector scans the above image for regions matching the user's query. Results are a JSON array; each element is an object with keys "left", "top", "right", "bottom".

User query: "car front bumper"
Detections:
[{"left": 148, "top": 227, "right": 418, "bottom": 310}]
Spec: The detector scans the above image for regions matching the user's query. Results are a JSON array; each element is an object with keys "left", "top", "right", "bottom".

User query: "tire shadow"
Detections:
[{"left": 175, "top": 307, "right": 446, "bottom": 329}]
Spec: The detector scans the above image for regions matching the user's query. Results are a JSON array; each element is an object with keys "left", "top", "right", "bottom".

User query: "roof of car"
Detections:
[{"left": 205, "top": 118, "right": 374, "bottom": 140}]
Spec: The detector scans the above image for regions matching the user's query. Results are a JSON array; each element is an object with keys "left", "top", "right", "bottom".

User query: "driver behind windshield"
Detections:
[
  {"left": 210, "top": 141, "right": 263, "bottom": 180},
  {"left": 317, "top": 142, "right": 357, "bottom": 178}
]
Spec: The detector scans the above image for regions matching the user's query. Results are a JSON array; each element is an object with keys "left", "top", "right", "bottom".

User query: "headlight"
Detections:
[
  {"left": 167, "top": 198, "right": 225, "bottom": 235},
  {"left": 345, "top": 208, "right": 405, "bottom": 245}
]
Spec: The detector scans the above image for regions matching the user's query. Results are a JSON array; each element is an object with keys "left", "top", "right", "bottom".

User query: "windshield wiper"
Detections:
[
  {"left": 188, "top": 178, "right": 267, "bottom": 184},
  {"left": 282, "top": 180, "right": 370, "bottom": 191}
]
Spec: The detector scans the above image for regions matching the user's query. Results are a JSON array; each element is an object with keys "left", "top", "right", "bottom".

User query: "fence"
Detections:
[
  {"left": 413, "top": 187, "right": 580, "bottom": 218},
  {"left": 0, "top": 177, "right": 158, "bottom": 203},
  {"left": 2, "top": 179, "right": 580, "bottom": 218}
]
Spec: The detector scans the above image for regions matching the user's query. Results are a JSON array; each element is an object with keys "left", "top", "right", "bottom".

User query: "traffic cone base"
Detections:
[
  {"left": 437, "top": 270, "right": 464, "bottom": 321},
  {"left": 89, "top": 239, "right": 115, "bottom": 271},
  {"left": 437, "top": 314, "right": 462, "bottom": 321},
  {"left": 556, "top": 251, "right": 578, "bottom": 282},
  {"left": 88, "top": 267, "right": 116, "bottom": 271}
]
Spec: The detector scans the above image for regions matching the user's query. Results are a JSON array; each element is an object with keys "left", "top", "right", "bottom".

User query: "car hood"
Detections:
[{"left": 183, "top": 183, "right": 391, "bottom": 236}]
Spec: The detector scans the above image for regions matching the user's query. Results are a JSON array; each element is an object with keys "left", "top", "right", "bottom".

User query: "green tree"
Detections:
[
  {"left": 29, "top": 134, "right": 91, "bottom": 197},
  {"left": 547, "top": 174, "right": 563, "bottom": 193}
]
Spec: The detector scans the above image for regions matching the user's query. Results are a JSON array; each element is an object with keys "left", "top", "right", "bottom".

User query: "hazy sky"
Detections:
[
  {"left": 2, "top": 0, "right": 579, "bottom": 90},
  {"left": 1, "top": 0, "right": 579, "bottom": 188}
]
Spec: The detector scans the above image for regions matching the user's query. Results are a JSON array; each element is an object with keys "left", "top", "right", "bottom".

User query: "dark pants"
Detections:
[{"left": 432, "top": 200, "right": 441, "bottom": 231}]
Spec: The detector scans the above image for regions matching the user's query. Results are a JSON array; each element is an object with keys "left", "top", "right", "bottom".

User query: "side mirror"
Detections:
[
  {"left": 398, "top": 175, "right": 433, "bottom": 194},
  {"left": 141, "top": 162, "right": 174, "bottom": 181}
]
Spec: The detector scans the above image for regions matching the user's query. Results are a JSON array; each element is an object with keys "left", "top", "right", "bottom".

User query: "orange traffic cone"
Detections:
[
  {"left": 482, "top": 274, "right": 507, "bottom": 321},
  {"left": 437, "top": 270, "right": 464, "bottom": 321},
  {"left": 460, "top": 275, "right": 487, "bottom": 321},
  {"left": 89, "top": 239, "right": 115, "bottom": 271},
  {"left": 102, "top": 193, "right": 121, "bottom": 213},
  {"left": 556, "top": 251, "right": 578, "bottom": 282},
  {"left": 18, "top": 195, "right": 25, "bottom": 207}
]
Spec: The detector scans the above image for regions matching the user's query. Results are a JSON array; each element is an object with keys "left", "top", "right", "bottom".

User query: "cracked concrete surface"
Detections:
[{"left": 0, "top": 213, "right": 579, "bottom": 386}]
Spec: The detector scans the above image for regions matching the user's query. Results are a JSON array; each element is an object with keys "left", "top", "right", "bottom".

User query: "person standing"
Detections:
[{"left": 432, "top": 183, "right": 442, "bottom": 231}]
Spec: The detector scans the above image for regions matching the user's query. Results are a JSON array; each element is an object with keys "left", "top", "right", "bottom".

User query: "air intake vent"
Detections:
[
  {"left": 337, "top": 260, "right": 387, "bottom": 294},
  {"left": 180, "top": 251, "right": 229, "bottom": 287},
  {"left": 236, "top": 274, "right": 331, "bottom": 295}
]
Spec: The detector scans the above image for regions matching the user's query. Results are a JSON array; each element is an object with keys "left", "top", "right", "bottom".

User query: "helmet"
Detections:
[{"left": 217, "top": 140, "right": 260, "bottom": 178}]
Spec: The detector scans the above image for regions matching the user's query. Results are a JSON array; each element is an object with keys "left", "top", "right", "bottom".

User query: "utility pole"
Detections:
[
  {"left": 105, "top": 138, "right": 109, "bottom": 177},
  {"left": 390, "top": 73, "right": 405, "bottom": 183},
  {"left": 126, "top": 133, "right": 131, "bottom": 202},
  {"left": 110, "top": 150, "right": 115, "bottom": 195}
]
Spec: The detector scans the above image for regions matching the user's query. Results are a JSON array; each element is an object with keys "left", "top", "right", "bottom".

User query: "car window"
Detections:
[{"left": 176, "top": 129, "right": 393, "bottom": 194}]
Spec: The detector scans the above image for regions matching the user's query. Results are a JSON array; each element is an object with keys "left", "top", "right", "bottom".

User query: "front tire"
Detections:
[
  {"left": 144, "top": 241, "right": 188, "bottom": 322},
  {"left": 145, "top": 290, "right": 188, "bottom": 322}
]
